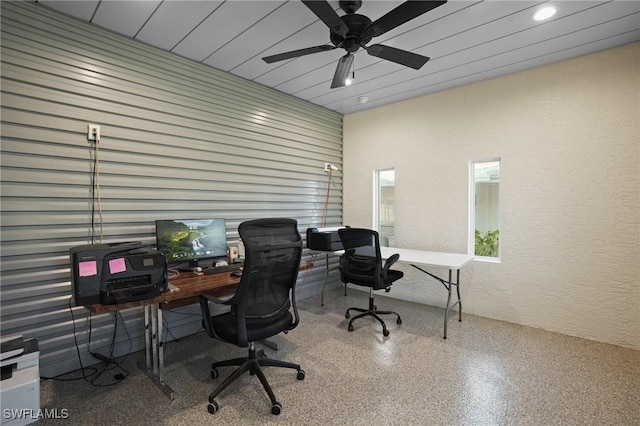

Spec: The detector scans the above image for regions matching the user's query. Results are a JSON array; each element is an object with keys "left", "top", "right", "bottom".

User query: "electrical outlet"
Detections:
[
  {"left": 324, "top": 163, "right": 338, "bottom": 172},
  {"left": 87, "top": 124, "right": 100, "bottom": 142}
]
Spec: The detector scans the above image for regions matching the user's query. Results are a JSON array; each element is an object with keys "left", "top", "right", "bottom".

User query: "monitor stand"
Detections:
[{"left": 178, "top": 260, "right": 212, "bottom": 272}]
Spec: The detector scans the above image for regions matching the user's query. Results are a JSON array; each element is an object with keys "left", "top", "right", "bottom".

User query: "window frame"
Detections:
[
  {"left": 469, "top": 158, "right": 501, "bottom": 262},
  {"left": 373, "top": 167, "right": 395, "bottom": 247}
]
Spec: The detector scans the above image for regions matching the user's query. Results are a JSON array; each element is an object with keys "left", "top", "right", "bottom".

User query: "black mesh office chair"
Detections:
[
  {"left": 199, "top": 218, "right": 305, "bottom": 415},
  {"left": 338, "top": 228, "right": 403, "bottom": 336}
]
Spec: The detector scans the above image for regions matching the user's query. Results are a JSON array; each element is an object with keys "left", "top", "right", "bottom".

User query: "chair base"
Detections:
[
  {"left": 345, "top": 295, "right": 402, "bottom": 336},
  {"left": 207, "top": 342, "right": 305, "bottom": 415}
]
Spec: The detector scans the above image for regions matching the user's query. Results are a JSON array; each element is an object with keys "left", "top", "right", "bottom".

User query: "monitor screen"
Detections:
[{"left": 155, "top": 218, "right": 227, "bottom": 267}]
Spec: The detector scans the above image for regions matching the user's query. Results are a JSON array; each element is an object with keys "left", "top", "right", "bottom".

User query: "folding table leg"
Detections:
[{"left": 410, "top": 264, "right": 463, "bottom": 339}]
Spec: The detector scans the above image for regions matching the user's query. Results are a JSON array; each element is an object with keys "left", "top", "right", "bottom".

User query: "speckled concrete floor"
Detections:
[{"left": 39, "top": 288, "right": 639, "bottom": 425}]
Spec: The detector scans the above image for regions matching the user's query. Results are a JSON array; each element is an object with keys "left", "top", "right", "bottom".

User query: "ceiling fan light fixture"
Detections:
[
  {"left": 533, "top": 6, "right": 556, "bottom": 21},
  {"left": 345, "top": 71, "right": 355, "bottom": 86}
]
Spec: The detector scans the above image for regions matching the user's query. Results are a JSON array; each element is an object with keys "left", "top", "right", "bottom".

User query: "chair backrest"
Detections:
[
  {"left": 234, "top": 218, "right": 303, "bottom": 328},
  {"left": 338, "top": 228, "right": 385, "bottom": 289}
]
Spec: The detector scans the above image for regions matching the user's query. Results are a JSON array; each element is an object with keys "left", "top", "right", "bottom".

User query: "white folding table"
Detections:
[
  {"left": 380, "top": 247, "right": 473, "bottom": 339},
  {"left": 321, "top": 247, "right": 473, "bottom": 339}
]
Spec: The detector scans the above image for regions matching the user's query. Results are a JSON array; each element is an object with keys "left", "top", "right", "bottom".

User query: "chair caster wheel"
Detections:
[
  {"left": 383, "top": 329, "right": 390, "bottom": 337},
  {"left": 345, "top": 312, "right": 350, "bottom": 319},
  {"left": 297, "top": 369, "right": 305, "bottom": 380},
  {"left": 397, "top": 317, "right": 402, "bottom": 325},
  {"left": 348, "top": 324, "right": 354, "bottom": 332},
  {"left": 271, "top": 402, "right": 282, "bottom": 415},
  {"left": 210, "top": 368, "right": 219, "bottom": 379},
  {"left": 207, "top": 400, "right": 219, "bottom": 414}
]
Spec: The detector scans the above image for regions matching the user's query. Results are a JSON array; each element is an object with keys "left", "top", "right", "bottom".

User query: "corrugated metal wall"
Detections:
[{"left": 0, "top": 1, "right": 343, "bottom": 378}]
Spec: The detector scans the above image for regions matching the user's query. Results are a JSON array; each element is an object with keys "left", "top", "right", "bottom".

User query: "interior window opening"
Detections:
[
  {"left": 375, "top": 168, "right": 395, "bottom": 247},
  {"left": 471, "top": 160, "right": 500, "bottom": 260}
]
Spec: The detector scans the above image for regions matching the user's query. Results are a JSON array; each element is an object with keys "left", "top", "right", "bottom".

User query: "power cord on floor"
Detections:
[
  {"left": 87, "top": 309, "right": 131, "bottom": 385},
  {"left": 42, "top": 298, "right": 131, "bottom": 386}
]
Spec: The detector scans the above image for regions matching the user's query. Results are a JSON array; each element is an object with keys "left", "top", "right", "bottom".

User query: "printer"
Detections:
[
  {"left": 306, "top": 227, "right": 346, "bottom": 251},
  {"left": 0, "top": 335, "right": 39, "bottom": 426},
  {"left": 69, "top": 241, "right": 168, "bottom": 306}
]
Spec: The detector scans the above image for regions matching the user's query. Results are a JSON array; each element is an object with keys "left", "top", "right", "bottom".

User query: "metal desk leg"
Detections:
[
  {"left": 151, "top": 305, "right": 159, "bottom": 375},
  {"left": 321, "top": 253, "right": 347, "bottom": 306},
  {"left": 157, "top": 304, "right": 165, "bottom": 381},
  {"left": 321, "top": 253, "right": 329, "bottom": 306},
  {"left": 139, "top": 303, "right": 174, "bottom": 400},
  {"left": 144, "top": 305, "right": 151, "bottom": 370}
]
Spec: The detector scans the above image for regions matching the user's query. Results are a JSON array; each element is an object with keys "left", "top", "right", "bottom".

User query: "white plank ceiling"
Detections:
[{"left": 36, "top": 0, "right": 640, "bottom": 114}]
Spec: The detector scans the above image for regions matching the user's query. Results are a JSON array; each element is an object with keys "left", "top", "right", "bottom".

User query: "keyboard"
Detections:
[{"left": 202, "top": 263, "right": 242, "bottom": 275}]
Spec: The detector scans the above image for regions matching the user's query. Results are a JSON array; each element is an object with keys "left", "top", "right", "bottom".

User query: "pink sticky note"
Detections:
[
  {"left": 109, "top": 258, "right": 127, "bottom": 274},
  {"left": 79, "top": 261, "right": 97, "bottom": 277}
]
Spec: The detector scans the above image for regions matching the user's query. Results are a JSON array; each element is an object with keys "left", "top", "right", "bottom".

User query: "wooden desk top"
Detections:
[
  {"left": 84, "top": 260, "right": 313, "bottom": 313},
  {"left": 84, "top": 270, "right": 242, "bottom": 313}
]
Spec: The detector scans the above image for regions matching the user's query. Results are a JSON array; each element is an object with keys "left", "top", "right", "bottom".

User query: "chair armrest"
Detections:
[
  {"left": 199, "top": 295, "right": 221, "bottom": 340},
  {"left": 382, "top": 253, "right": 400, "bottom": 275}
]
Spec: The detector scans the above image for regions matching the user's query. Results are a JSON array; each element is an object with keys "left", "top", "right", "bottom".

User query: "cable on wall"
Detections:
[
  {"left": 89, "top": 125, "right": 104, "bottom": 243},
  {"left": 304, "top": 163, "right": 339, "bottom": 295},
  {"left": 320, "top": 165, "right": 338, "bottom": 227}
]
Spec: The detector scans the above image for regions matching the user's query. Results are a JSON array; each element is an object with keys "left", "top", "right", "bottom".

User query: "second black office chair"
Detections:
[
  {"left": 338, "top": 228, "right": 404, "bottom": 336},
  {"left": 199, "top": 218, "right": 305, "bottom": 415}
]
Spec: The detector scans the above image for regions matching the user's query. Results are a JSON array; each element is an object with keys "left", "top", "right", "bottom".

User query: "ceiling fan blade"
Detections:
[
  {"left": 262, "top": 45, "right": 336, "bottom": 63},
  {"left": 302, "top": 0, "right": 348, "bottom": 38},
  {"left": 362, "top": 1, "right": 447, "bottom": 39},
  {"left": 330, "top": 54, "right": 354, "bottom": 89},
  {"left": 366, "top": 44, "right": 430, "bottom": 70}
]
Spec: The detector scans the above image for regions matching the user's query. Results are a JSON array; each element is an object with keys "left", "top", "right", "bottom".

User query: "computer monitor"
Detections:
[{"left": 155, "top": 218, "right": 227, "bottom": 268}]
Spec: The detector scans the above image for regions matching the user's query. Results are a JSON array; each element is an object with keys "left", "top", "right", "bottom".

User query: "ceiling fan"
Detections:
[{"left": 262, "top": 0, "right": 447, "bottom": 88}]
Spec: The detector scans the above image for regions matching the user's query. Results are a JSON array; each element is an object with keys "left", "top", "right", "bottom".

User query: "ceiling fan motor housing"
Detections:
[
  {"left": 330, "top": 13, "right": 373, "bottom": 53},
  {"left": 339, "top": 0, "right": 362, "bottom": 14}
]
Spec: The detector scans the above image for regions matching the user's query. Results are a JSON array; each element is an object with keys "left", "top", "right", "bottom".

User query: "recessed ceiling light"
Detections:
[{"left": 533, "top": 6, "right": 556, "bottom": 21}]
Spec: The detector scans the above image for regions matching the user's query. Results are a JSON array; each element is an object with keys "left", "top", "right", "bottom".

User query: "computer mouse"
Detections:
[{"left": 230, "top": 270, "right": 242, "bottom": 277}]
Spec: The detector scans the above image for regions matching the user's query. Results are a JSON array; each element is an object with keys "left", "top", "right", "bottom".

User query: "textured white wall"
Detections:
[{"left": 343, "top": 43, "right": 639, "bottom": 349}]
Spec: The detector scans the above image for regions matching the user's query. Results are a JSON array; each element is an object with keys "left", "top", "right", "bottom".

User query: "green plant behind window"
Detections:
[{"left": 475, "top": 229, "right": 499, "bottom": 257}]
